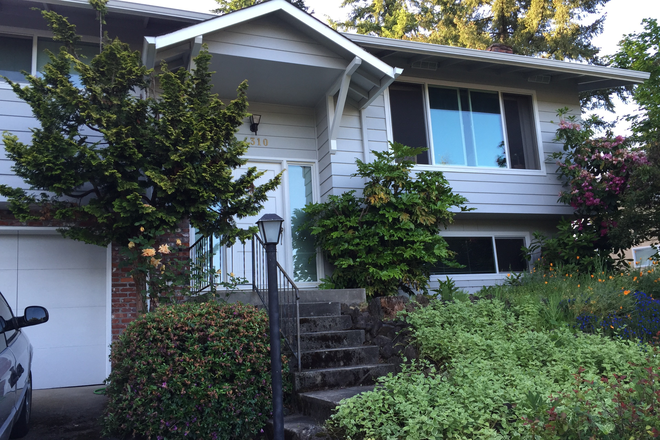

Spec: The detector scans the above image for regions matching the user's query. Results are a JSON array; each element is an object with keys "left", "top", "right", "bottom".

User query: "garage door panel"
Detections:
[
  {"left": 31, "top": 345, "right": 107, "bottom": 389},
  {"left": 0, "top": 270, "right": 17, "bottom": 311},
  {"left": 0, "top": 236, "right": 18, "bottom": 270},
  {"left": 17, "top": 269, "right": 106, "bottom": 309},
  {"left": 23, "top": 306, "right": 106, "bottom": 348},
  {"left": 17, "top": 235, "right": 106, "bottom": 270}
]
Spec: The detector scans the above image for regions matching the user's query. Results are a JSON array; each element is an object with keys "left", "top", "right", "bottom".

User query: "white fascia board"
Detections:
[
  {"left": 346, "top": 33, "right": 650, "bottom": 84},
  {"left": 26, "top": 0, "right": 215, "bottom": 22},
  {"left": 150, "top": 0, "right": 398, "bottom": 80}
]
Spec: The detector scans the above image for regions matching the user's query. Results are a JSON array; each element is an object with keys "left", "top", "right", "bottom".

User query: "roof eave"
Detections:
[{"left": 345, "top": 33, "right": 651, "bottom": 87}]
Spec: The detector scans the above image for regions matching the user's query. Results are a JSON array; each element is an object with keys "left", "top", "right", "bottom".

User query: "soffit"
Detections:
[{"left": 346, "top": 34, "right": 650, "bottom": 92}]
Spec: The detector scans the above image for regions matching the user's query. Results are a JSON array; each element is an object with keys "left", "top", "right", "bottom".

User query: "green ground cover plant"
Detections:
[
  {"left": 103, "top": 302, "right": 283, "bottom": 440},
  {"left": 327, "top": 281, "right": 660, "bottom": 439}
]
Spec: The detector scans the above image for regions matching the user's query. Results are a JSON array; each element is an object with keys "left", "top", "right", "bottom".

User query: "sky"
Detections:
[{"left": 126, "top": 0, "right": 660, "bottom": 129}]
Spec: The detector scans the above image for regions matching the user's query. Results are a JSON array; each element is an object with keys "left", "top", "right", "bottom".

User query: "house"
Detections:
[{"left": 0, "top": 0, "right": 649, "bottom": 390}]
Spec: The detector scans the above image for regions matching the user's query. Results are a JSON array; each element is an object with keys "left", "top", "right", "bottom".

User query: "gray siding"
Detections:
[
  {"left": 204, "top": 17, "right": 345, "bottom": 70},
  {"left": 235, "top": 101, "right": 318, "bottom": 162},
  {"left": 324, "top": 78, "right": 579, "bottom": 216}
]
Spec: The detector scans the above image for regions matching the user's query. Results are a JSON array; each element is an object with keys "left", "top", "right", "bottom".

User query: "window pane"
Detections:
[
  {"left": 429, "top": 86, "right": 466, "bottom": 166},
  {"left": 0, "top": 36, "right": 32, "bottom": 82},
  {"left": 290, "top": 165, "right": 317, "bottom": 282},
  {"left": 389, "top": 83, "right": 430, "bottom": 164},
  {"left": 502, "top": 93, "right": 540, "bottom": 170},
  {"left": 633, "top": 247, "right": 658, "bottom": 267},
  {"left": 37, "top": 39, "right": 99, "bottom": 87},
  {"left": 495, "top": 238, "right": 527, "bottom": 272},
  {"left": 469, "top": 91, "right": 505, "bottom": 168},
  {"left": 432, "top": 237, "right": 496, "bottom": 275}
]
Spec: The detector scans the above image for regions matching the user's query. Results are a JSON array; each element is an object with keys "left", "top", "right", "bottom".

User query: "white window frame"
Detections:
[
  {"left": 0, "top": 26, "right": 101, "bottom": 89},
  {"left": 387, "top": 77, "right": 547, "bottom": 176},
  {"left": 430, "top": 231, "right": 531, "bottom": 280}
]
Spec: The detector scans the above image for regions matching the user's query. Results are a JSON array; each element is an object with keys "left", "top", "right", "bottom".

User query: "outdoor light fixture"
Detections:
[
  {"left": 257, "top": 213, "right": 283, "bottom": 244},
  {"left": 249, "top": 114, "right": 261, "bottom": 136},
  {"left": 256, "top": 212, "right": 285, "bottom": 440}
]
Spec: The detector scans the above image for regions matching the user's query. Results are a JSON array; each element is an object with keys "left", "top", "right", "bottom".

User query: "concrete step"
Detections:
[
  {"left": 298, "top": 386, "right": 375, "bottom": 424},
  {"left": 298, "top": 302, "right": 341, "bottom": 318},
  {"left": 294, "top": 363, "right": 396, "bottom": 392},
  {"left": 265, "top": 415, "right": 326, "bottom": 440},
  {"left": 298, "top": 289, "right": 365, "bottom": 305},
  {"left": 301, "top": 345, "right": 379, "bottom": 369},
  {"left": 299, "top": 315, "right": 352, "bottom": 333},
  {"left": 300, "top": 330, "right": 365, "bottom": 350}
]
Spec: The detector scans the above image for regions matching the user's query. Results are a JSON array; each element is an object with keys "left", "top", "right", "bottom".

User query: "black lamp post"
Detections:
[{"left": 256, "top": 213, "right": 284, "bottom": 440}]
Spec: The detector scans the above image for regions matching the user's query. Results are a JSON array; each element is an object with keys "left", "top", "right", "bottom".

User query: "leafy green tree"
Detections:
[
  {"left": 303, "top": 142, "right": 469, "bottom": 298},
  {"left": 213, "top": 0, "right": 309, "bottom": 14},
  {"left": 335, "top": 0, "right": 608, "bottom": 61},
  {"left": 0, "top": 8, "right": 280, "bottom": 311},
  {"left": 606, "top": 19, "right": 660, "bottom": 251}
]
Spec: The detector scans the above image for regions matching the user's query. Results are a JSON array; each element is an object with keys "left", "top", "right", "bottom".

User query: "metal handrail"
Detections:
[
  {"left": 189, "top": 234, "right": 215, "bottom": 294},
  {"left": 252, "top": 234, "right": 302, "bottom": 372}
]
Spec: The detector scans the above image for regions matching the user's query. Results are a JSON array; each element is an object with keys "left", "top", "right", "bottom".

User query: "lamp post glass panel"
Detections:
[{"left": 257, "top": 213, "right": 284, "bottom": 440}]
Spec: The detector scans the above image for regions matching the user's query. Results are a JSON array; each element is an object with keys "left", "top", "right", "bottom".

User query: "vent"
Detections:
[
  {"left": 528, "top": 75, "right": 551, "bottom": 84},
  {"left": 411, "top": 60, "right": 438, "bottom": 71}
]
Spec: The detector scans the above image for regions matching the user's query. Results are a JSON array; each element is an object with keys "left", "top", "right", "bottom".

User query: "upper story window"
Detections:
[
  {"left": 0, "top": 35, "right": 98, "bottom": 86},
  {"left": 389, "top": 82, "right": 541, "bottom": 170},
  {"left": 0, "top": 35, "right": 32, "bottom": 82}
]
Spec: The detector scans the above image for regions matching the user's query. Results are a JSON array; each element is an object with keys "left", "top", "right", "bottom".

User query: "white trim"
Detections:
[
  {"left": 390, "top": 77, "right": 547, "bottom": 175},
  {"left": 345, "top": 33, "right": 650, "bottom": 85},
  {"left": 149, "top": 0, "right": 397, "bottom": 80},
  {"left": 431, "top": 231, "right": 532, "bottom": 278},
  {"left": 105, "top": 244, "right": 112, "bottom": 380},
  {"left": 22, "top": 0, "right": 214, "bottom": 22}
]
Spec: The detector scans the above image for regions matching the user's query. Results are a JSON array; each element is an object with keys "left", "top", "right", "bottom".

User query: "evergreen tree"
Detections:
[
  {"left": 213, "top": 0, "right": 309, "bottom": 14},
  {"left": 335, "top": 0, "right": 609, "bottom": 61},
  {"left": 0, "top": 8, "right": 281, "bottom": 310}
]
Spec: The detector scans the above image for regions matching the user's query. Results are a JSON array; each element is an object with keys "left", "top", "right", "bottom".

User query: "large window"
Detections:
[
  {"left": 0, "top": 35, "right": 32, "bottom": 82},
  {"left": 290, "top": 165, "right": 317, "bottom": 283},
  {"left": 432, "top": 236, "right": 527, "bottom": 275},
  {"left": 389, "top": 82, "right": 540, "bottom": 170},
  {"left": 37, "top": 39, "right": 99, "bottom": 87}
]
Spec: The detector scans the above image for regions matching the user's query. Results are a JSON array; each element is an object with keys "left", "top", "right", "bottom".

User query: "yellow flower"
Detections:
[
  {"left": 128, "top": 241, "right": 135, "bottom": 249},
  {"left": 229, "top": 272, "right": 235, "bottom": 278},
  {"left": 576, "top": 256, "right": 580, "bottom": 259},
  {"left": 578, "top": 284, "right": 580, "bottom": 288},
  {"left": 176, "top": 239, "right": 182, "bottom": 246},
  {"left": 142, "top": 248, "right": 156, "bottom": 257},
  {"left": 150, "top": 257, "right": 160, "bottom": 267},
  {"left": 624, "top": 290, "right": 631, "bottom": 296},
  {"left": 140, "top": 226, "right": 145, "bottom": 232},
  {"left": 158, "top": 244, "right": 170, "bottom": 254},
  {"left": 633, "top": 277, "right": 638, "bottom": 282},
  {"left": 545, "top": 281, "right": 548, "bottom": 284}
]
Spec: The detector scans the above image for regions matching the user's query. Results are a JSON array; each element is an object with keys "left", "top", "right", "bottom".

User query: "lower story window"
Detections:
[{"left": 432, "top": 236, "right": 527, "bottom": 275}]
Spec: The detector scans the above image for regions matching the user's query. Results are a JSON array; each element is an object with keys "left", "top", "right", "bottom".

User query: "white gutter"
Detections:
[
  {"left": 346, "top": 33, "right": 650, "bottom": 84},
  {"left": 24, "top": 0, "right": 215, "bottom": 22}
]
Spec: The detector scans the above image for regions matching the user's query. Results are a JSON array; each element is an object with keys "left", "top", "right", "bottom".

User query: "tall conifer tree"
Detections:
[
  {"left": 213, "top": 0, "right": 309, "bottom": 14},
  {"left": 335, "top": 0, "right": 609, "bottom": 61}
]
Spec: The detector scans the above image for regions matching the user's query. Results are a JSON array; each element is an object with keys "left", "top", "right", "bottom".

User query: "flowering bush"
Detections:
[
  {"left": 552, "top": 109, "right": 648, "bottom": 254},
  {"left": 103, "top": 301, "right": 283, "bottom": 440},
  {"left": 119, "top": 229, "right": 191, "bottom": 312}
]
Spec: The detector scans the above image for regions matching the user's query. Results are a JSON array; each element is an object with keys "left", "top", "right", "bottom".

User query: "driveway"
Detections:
[{"left": 24, "top": 385, "right": 114, "bottom": 440}]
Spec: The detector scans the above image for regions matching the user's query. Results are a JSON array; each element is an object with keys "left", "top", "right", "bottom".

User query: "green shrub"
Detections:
[
  {"left": 303, "top": 142, "right": 469, "bottom": 297},
  {"left": 103, "top": 301, "right": 279, "bottom": 440},
  {"left": 327, "top": 298, "right": 659, "bottom": 439}
]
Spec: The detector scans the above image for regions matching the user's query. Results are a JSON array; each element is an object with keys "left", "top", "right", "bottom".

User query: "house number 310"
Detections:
[{"left": 249, "top": 137, "right": 269, "bottom": 146}]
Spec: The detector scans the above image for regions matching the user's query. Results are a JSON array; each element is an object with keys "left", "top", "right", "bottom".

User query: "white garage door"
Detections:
[{"left": 0, "top": 232, "right": 108, "bottom": 389}]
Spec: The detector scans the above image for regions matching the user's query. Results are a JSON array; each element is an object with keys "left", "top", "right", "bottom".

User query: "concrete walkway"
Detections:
[{"left": 24, "top": 385, "right": 111, "bottom": 440}]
